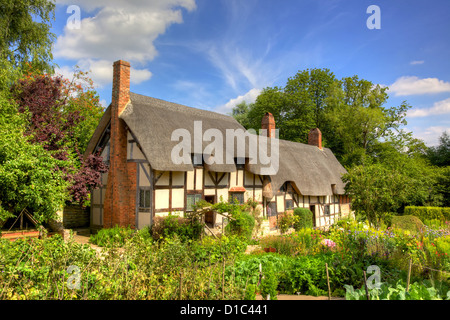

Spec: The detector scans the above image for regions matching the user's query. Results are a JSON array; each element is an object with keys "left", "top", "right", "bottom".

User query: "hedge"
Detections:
[{"left": 404, "top": 206, "right": 450, "bottom": 222}]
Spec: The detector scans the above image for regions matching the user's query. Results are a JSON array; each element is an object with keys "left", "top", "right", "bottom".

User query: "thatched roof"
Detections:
[
  {"left": 84, "top": 105, "right": 111, "bottom": 159},
  {"left": 120, "top": 92, "right": 242, "bottom": 172},
  {"left": 251, "top": 139, "right": 347, "bottom": 196},
  {"left": 88, "top": 92, "right": 347, "bottom": 196}
]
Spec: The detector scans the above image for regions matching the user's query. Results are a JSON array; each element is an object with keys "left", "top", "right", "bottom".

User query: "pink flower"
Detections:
[{"left": 321, "top": 239, "right": 336, "bottom": 249}]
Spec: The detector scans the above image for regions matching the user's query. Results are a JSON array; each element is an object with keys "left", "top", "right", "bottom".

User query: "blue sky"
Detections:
[{"left": 52, "top": 0, "right": 450, "bottom": 146}]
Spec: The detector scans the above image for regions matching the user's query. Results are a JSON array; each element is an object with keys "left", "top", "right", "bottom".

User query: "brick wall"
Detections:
[
  {"left": 102, "top": 60, "right": 137, "bottom": 229},
  {"left": 63, "top": 205, "right": 89, "bottom": 228}
]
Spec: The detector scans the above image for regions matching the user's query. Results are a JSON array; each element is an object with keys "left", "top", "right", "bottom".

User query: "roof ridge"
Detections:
[{"left": 129, "top": 92, "right": 237, "bottom": 123}]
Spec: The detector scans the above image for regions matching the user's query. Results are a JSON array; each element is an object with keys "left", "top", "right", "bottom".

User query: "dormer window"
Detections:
[
  {"left": 191, "top": 153, "right": 204, "bottom": 167},
  {"left": 234, "top": 157, "right": 245, "bottom": 170}
]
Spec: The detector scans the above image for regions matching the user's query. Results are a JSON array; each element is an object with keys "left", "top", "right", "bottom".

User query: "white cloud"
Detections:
[
  {"left": 389, "top": 76, "right": 450, "bottom": 96},
  {"left": 408, "top": 98, "right": 450, "bottom": 118},
  {"left": 412, "top": 126, "right": 450, "bottom": 147},
  {"left": 55, "top": 59, "right": 152, "bottom": 87},
  {"left": 215, "top": 88, "right": 262, "bottom": 114},
  {"left": 410, "top": 60, "right": 424, "bottom": 65},
  {"left": 54, "top": 0, "right": 195, "bottom": 87}
]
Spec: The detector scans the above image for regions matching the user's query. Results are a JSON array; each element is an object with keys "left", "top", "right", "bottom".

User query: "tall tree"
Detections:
[
  {"left": 11, "top": 71, "right": 107, "bottom": 207},
  {"left": 230, "top": 101, "right": 252, "bottom": 131},
  {"left": 240, "top": 68, "right": 336, "bottom": 143},
  {"left": 232, "top": 70, "right": 410, "bottom": 168},
  {"left": 426, "top": 131, "right": 450, "bottom": 167},
  {"left": 0, "top": 0, "right": 56, "bottom": 73},
  {"left": 324, "top": 76, "right": 410, "bottom": 167},
  {"left": 0, "top": 90, "right": 70, "bottom": 223}
]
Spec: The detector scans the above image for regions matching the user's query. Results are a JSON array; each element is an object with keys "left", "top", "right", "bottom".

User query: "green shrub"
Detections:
[
  {"left": 404, "top": 206, "right": 450, "bottom": 222},
  {"left": 278, "top": 212, "right": 298, "bottom": 234},
  {"left": 293, "top": 208, "right": 313, "bottom": 230},
  {"left": 150, "top": 214, "right": 203, "bottom": 242},
  {"left": 381, "top": 212, "right": 396, "bottom": 228},
  {"left": 260, "top": 270, "right": 278, "bottom": 300},
  {"left": 391, "top": 215, "right": 424, "bottom": 234},
  {"left": 89, "top": 225, "right": 135, "bottom": 247},
  {"left": 192, "top": 235, "right": 248, "bottom": 264},
  {"left": 225, "top": 208, "right": 255, "bottom": 240},
  {"left": 243, "top": 284, "right": 256, "bottom": 300}
]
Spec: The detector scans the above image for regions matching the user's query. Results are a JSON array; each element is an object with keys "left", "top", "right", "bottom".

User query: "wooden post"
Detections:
[
  {"left": 222, "top": 257, "right": 225, "bottom": 300},
  {"left": 406, "top": 259, "right": 412, "bottom": 292},
  {"left": 325, "top": 263, "right": 331, "bottom": 300},
  {"left": 363, "top": 271, "right": 370, "bottom": 300},
  {"left": 179, "top": 272, "right": 183, "bottom": 300}
]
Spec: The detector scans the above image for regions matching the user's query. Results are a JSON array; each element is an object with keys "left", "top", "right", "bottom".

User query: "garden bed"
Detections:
[{"left": 0, "top": 216, "right": 449, "bottom": 300}]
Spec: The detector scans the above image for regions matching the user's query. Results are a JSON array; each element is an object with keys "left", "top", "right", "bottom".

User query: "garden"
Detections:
[{"left": 0, "top": 201, "right": 449, "bottom": 300}]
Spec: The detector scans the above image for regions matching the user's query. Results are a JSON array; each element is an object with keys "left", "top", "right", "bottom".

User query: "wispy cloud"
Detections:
[
  {"left": 410, "top": 60, "right": 424, "bottom": 65},
  {"left": 408, "top": 98, "right": 450, "bottom": 118},
  {"left": 204, "top": 44, "right": 277, "bottom": 92},
  {"left": 389, "top": 76, "right": 450, "bottom": 96}
]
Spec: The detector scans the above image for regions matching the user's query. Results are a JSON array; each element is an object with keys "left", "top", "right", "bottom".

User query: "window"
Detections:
[
  {"left": 186, "top": 194, "right": 202, "bottom": 211},
  {"left": 102, "top": 141, "right": 110, "bottom": 163},
  {"left": 285, "top": 199, "right": 293, "bottom": 210},
  {"left": 324, "top": 204, "right": 330, "bottom": 215},
  {"left": 230, "top": 192, "right": 244, "bottom": 204},
  {"left": 267, "top": 202, "right": 277, "bottom": 217},
  {"left": 139, "top": 188, "right": 151, "bottom": 211}
]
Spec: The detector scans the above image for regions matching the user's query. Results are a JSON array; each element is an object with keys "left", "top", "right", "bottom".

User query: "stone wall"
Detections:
[{"left": 63, "top": 205, "right": 90, "bottom": 229}]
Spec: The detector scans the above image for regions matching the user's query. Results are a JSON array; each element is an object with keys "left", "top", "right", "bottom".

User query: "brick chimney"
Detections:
[
  {"left": 308, "top": 128, "right": 322, "bottom": 149},
  {"left": 261, "top": 112, "right": 276, "bottom": 138},
  {"left": 103, "top": 60, "right": 137, "bottom": 229}
]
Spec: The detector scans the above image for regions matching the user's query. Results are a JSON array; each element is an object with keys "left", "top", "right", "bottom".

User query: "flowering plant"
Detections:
[{"left": 321, "top": 238, "right": 337, "bottom": 250}]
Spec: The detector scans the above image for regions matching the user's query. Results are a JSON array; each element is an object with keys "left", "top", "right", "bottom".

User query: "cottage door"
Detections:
[
  {"left": 204, "top": 195, "right": 216, "bottom": 227},
  {"left": 310, "top": 205, "right": 316, "bottom": 227}
]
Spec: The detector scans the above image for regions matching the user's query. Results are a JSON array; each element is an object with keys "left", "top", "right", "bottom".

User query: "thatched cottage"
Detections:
[{"left": 84, "top": 60, "right": 351, "bottom": 232}]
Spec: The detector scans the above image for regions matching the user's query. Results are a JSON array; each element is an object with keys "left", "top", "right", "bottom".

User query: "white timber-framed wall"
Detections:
[
  {"left": 89, "top": 128, "right": 352, "bottom": 231},
  {"left": 263, "top": 180, "right": 351, "bottom": 229}
]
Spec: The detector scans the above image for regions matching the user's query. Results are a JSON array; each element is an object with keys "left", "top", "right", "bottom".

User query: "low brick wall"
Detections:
[{"left": 63, "top": 205, "right": 90, "bottom": 229}]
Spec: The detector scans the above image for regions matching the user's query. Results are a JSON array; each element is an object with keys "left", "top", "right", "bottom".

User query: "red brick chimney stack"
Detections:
[
  {"left": 112, "top": 60, "right": 130, "bottom": 114},
  {"left": 261, "top": 112, "right": 276, "bottom": 138},
  {"left": 103, "top": 60, "right": 137, "bottom": 229},
  {"left": 308, "top": 128, "right": 322, "bottom": 149}
]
